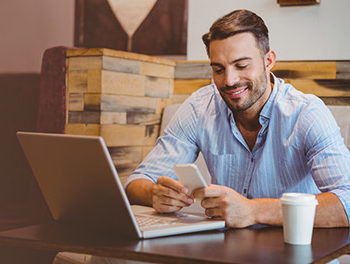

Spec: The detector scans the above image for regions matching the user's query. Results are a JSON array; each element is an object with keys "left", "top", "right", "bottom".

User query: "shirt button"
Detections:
[{"left": 251, "top": 157, "right": 254, "bottom": 162}]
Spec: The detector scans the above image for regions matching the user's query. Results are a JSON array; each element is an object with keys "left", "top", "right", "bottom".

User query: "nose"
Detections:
[{"left": 224, "top": 68, "right": 239, "bottom": 87}]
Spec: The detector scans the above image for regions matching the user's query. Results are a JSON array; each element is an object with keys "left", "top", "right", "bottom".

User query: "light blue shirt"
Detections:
[{"left": 126, "top": 74, "right": 350, "bottom": 220}]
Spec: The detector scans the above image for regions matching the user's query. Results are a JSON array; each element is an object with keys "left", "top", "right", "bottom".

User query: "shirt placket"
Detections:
[
  {"left": 230, "top": 118, "right": 255, "bottom": 197},
  {"left": 242, "top": 152, "right": 255, "bottom": 198},
  {"left": 244, "top": 118, "right": 269, "bottom": 198},
  {"left": 230, "top": 115, "right": 269, "bottom": 198}
]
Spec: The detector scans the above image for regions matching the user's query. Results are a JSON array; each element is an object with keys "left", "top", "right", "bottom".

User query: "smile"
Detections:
[{"left": 225, "top": 87, "right": 248, "bottom": 98}]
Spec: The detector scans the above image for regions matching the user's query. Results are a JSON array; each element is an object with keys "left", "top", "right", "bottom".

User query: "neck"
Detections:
[
  {"left": 233, "top": 74, "right": 272, "bottom": 131},
  {"left": 234, "top": 111, "right": 261, "bottom": 132}
]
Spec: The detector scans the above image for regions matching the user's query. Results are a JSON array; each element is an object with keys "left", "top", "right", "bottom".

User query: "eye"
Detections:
[
  {"left": 213, "top": 67, "right": 224, "bottom": 74},
  {"left": 236, "top": 64, "right": 248, "bottom": 70}
]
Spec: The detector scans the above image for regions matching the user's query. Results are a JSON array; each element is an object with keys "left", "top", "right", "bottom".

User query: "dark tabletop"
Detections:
[{"left": 0, "top": 223, "right": 349, "bottom": 264}]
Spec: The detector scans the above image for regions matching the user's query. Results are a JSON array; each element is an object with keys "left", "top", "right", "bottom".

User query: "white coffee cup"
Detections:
[{"left": 280, "top": 193, "right": 318, "bottom": 245}]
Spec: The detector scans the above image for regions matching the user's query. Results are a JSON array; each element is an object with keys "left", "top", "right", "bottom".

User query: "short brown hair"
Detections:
[{"left": 202, "top": 9, "right": 269, "bottom": 56}]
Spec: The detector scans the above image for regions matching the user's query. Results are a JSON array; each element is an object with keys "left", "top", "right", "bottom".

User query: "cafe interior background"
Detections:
[{"left": 0, "top": 0, "right": 349, "bottom": 243}]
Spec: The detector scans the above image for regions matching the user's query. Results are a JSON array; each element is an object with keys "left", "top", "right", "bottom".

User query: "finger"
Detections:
[
  {"left": 201, "top": 197, "right": 221, "bottom": 209},
  {"left": 205, "top": 207, "right": 222, "bottom": 218},
  {"left": 154, "top": 203, "right": 182, "bottom": 213},
  {"left": 155, "top": 177, "right": 193, "bottom": 204},
  {"left": 190, "top": 186, "right": 206, "bottom": 198},
  {"left": 192, "top": 187, "right": 206, "bottom": 200},
  {"left": 158, "top": 196, "right": 190, "bottom": 208},
  {"left": 153, "top": 185, "right": 193, "bottom": 205},
  {"left": 153, "top": 193, "right": 190, "bottom": 213},
  {"left": 157, "top": 176, "right": 188, "bottom": 194},
  {"left": 193, "top": 185, "right": 223, "bottom": 199}
]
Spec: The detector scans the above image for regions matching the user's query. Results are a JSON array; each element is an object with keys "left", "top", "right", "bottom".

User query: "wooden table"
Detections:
[{"left": 0, "top": 223, "right": 349, "bottom": 264}]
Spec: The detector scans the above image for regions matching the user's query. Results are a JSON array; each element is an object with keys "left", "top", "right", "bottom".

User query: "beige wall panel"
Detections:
[
  {"left": 174, "top": 79, "right": 212, "bottom": 95},
  {"left": 65, "top": 124, "right": 100, "bottom": 136},
  {"left": 272, "top": 61, "right": 336, "bottom": 79},
  {"left": 100, "top": 95, "right": 160, "bottom": 113},
  {"left": 145, "top": 77, "right": 172, "bottom": 98},
  {"left": 141, "top": 62, "right": 174, "bottom": 78},
  {"left": 101, "top": 71, "right": 145, "bottom": 96},
  {"left": 101, "top": 124, "right": 145, "bottom": 146},
  {"left": 101, "top": 112, "right": 127, "bottom": 124},
  {"left": 68, "top": 56, "right": 102, "bottom": 71},
  {"left": 68, "top": 93, "right": 84, "bottom": 111},
  {"left": 108, "top": 146, "right": 143, "bottom": 165},
  {"left": 67, "top": 70, "right": 88, "bottom": 93}
]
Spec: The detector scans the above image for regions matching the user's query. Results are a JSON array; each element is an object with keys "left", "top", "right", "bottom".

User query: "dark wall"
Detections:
[{"left": 0, "top": 74, "right": 40, "bottom": 219}]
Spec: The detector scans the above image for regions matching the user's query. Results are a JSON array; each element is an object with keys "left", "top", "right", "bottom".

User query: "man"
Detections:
[{"left": 125, "top": 9, "right": 350, "bottom": 228}]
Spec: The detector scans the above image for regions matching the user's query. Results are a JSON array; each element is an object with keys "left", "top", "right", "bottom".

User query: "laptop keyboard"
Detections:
[{"left": 135, "top": 215, "right": 177, "bottom": 228}]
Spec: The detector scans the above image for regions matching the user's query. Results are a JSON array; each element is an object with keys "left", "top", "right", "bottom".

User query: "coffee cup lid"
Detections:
[{"left": 280, "top": 193, "right": 318, "bottom": 205}]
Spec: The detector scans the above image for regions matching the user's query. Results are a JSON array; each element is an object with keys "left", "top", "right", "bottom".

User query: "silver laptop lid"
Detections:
[{"left": 17, "top": 131, "right": 141, "bottom": 239}]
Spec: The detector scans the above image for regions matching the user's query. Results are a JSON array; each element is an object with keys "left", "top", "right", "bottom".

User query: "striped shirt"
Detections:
[{"left": 126, "top": 74, "right": 350, "bottom": 220}]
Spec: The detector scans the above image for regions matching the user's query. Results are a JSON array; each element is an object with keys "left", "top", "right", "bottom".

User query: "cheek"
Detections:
[
  {"left": 242, "top": 69, "right": 261, "bottom": 84},
  {"left": 243, "top": 66, "right": 258, "bottom": 78},
  {"left": 254, "top": 63, "right": 266, "bottom": 76},
  {"left": 212, "top": 74, "right": 224, "bottom": 87}
]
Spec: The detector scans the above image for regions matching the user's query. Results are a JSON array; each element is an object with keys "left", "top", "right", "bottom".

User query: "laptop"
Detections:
[{"left": 17, "top": 131, "right": 225, "bottom": 239}]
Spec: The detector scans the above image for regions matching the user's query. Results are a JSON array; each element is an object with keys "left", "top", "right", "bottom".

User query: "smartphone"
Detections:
[{"left": 174, "top": 163, "right": 208, "bottom": 194}]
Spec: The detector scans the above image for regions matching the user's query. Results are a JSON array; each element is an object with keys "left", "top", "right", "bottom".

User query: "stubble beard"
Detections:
[{"left": 219, "top": 70, "right": 268, "bottom": 114}]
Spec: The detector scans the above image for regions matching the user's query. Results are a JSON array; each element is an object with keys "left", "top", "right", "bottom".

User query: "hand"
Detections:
[
  {"left": 152, "top": 176, "right": 194, "bottom": 213},
  {"left": 193, "top": 185, "right": 256, "bottom": 228}
]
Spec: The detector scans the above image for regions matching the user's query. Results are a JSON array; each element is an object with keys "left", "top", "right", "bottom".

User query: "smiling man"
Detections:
[{"left": 125, "top": 10, "right": 350, "bottom": 228}]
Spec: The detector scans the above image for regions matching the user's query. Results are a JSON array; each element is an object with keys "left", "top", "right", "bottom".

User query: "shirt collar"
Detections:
[{"left": 259, "top": 73, "right": 279, "bottom": 120}]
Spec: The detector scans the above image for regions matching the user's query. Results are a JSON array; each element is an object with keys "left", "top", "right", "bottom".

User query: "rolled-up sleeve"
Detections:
[{"left": 303, "top": 100, "right": 350, "bottom": 221}]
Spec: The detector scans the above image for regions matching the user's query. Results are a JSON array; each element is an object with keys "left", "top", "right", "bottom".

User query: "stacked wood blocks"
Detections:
[
  {"left": 173, "top": 61, "right": 213, "bottom": 103},
  {"left": 65, "top": 49, "right": 175, "bottom": 183}
]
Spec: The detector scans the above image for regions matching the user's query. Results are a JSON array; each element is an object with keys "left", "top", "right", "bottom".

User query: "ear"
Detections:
[{"left": 264, "top": 50, "right": 276, "bottom": 72}]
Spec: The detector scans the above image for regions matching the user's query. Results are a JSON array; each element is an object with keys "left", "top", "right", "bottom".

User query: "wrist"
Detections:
[
  {"left": 248, "top": 199, "right": 260, "bottom": 226},
  {"left": 250, "top": 198, "right": 282, "bottom": 226}
]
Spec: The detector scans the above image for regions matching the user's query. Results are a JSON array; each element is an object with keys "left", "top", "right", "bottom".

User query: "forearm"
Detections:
[
  {"left": 251, "top": 198, "right": 282, "bottom": 226},
  {"left": 251, "top": 192, "right": 349, "bottom": 227},
  {"left": 126, "top": 179, "right": 154, "bottom": 206},
  {"left": 314, "top": 192, "right": 349, "bottom": 227}
]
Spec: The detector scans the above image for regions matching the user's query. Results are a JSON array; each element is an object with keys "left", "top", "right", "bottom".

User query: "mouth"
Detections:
[{"left": 224, "top": 86, "right": 249, "bottom": 99}]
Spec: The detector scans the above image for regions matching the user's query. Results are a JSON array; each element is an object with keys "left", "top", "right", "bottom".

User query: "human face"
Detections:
[{"left": 209, "top": 33, "right": 272, "bottom": 114}]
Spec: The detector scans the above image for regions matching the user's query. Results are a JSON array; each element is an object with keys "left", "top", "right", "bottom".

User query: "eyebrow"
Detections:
[{"left": 210, "top": 57, "right": 252, "bottom": 67}]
